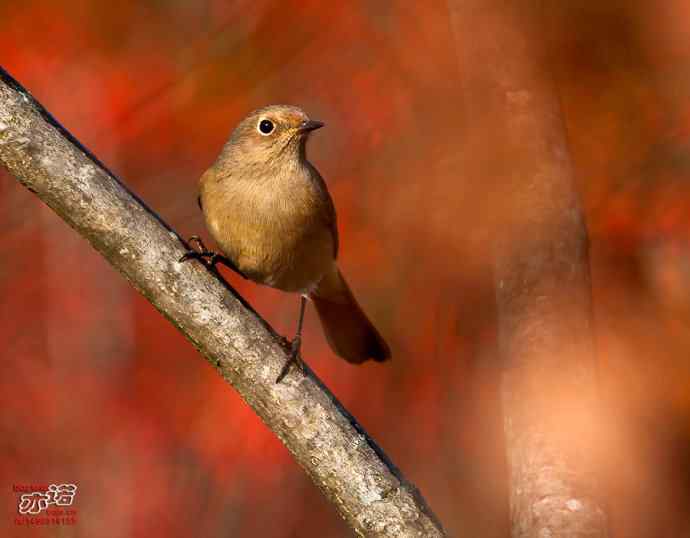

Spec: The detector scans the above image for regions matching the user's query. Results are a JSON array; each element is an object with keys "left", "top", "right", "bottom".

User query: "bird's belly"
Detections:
[{"left": 207, "top": 210, "right": 333, "bottom": 293}]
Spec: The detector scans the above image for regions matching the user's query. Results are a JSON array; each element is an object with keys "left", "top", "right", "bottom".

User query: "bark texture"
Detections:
[
  {"left": 0, "top": 67, "right": 445, "bottom": 538},
  {"left": 448, "top": 2, "right": 608, "bottom": 537}
]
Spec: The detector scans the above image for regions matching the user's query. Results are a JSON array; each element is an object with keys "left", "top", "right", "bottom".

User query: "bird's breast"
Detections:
[{"left": 201, "top": 172, "right": 334, "bottom": 292}]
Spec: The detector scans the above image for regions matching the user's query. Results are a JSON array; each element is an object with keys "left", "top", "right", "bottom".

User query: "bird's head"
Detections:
[{"left": 221, "top": 105, "right": 324, "bottom": 166}]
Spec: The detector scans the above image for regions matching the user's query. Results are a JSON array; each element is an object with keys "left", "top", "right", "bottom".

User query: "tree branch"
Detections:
[
  {"left": 0, "top": 67, "right": 445, "bottom": 538},
  {"left": 448, "top": 2, "right": 609, "bottom": 537}
]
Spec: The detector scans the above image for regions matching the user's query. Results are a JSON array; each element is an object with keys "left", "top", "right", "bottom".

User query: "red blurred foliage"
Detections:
[{"left": 3, "top": 1, "right": 690, "bottom": 537}]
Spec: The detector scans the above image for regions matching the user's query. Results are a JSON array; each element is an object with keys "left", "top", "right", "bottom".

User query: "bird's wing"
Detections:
[
  {"left": 197, "top": 167, "right": 218, "bottom": 214},
  {"left": 308, "top": 163, "right": 339, "bottom": 259},
  {"left": 325, "top": 190, "right": 339, "bottom": 259}
]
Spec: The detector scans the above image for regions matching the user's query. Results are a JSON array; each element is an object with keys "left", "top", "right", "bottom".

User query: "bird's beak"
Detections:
[{"left": 298, "top": 120, "right": 325, "bottom": 133}]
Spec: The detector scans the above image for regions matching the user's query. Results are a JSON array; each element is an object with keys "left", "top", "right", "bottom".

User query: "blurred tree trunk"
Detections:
[{"left": 448, "top": 2, "right": 609, "bottom": 537}]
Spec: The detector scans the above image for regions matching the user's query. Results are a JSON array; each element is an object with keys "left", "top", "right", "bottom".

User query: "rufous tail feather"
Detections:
[{"left": 311, "top": 266, "right": 391, "bottom": 363}]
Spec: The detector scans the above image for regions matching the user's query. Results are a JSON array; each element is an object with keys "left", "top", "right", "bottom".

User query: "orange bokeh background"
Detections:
[{"left": 3, "top": 2, "right": 690, "bottom": 536}]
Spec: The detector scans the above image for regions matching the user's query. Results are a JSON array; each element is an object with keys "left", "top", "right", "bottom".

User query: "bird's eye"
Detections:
[{"left": 258, "top": 119, "right": 274, "bottom": 135}]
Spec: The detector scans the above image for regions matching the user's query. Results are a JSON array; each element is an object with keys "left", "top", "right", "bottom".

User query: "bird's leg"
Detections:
[
  {"left": 276, "top": 295, "right": 307, "bottom": 383},
  {"left": 179, "top": 235, "right": 218, "bottom": 263},
  {"left": 179, "top": 235, "right": 211, "bottom": 262},
  {"left": 179, "top": 235, "right": 247, "bottom": 279}
]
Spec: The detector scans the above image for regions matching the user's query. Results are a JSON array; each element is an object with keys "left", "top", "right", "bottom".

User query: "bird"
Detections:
[{"left": 181, "top": 105, "right": 390, "bottom": 382}]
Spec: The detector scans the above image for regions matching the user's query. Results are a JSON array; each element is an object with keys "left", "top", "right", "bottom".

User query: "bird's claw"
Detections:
[
  {"left": 179, "top": 236, "right": 219, "bottom": 266},
  {"left": 275, "top": 336, "right": 304, "bottom": 383},
  {"left": 179, "top": 235, "right": 248, "bottom": 279},
  {"left": 187, "top": 235, "right": 207, "bottom": 252},
  {"left": 179, "top": 251, "right": 199, "bottom": 263}
]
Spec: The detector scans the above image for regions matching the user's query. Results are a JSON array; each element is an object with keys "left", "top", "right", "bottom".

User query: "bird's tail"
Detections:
[{"left": 310, "top": 266, "right": 391, "bottom": 363}]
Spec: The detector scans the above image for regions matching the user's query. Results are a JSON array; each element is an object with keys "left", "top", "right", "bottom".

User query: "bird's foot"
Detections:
[
  {"left": 276, "top": 336, "right": 304, "bottom": 383},
  {"left": 179, "top": 235, "right": 214, "bottom": 264},
  {"left": 179, "top": 235, "right": 247, "bottom": 278}
]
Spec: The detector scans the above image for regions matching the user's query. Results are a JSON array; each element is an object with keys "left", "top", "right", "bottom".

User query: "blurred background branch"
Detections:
[
  {"left": 0, "top": 67, "right": 445, "bottom": 538},
  {"left": 448, "top": 1, "right": 609, "bottom": 536}
]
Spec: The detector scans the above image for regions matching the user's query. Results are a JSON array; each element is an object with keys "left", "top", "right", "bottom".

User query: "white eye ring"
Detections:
[{"left": 257, "top": 118, "right": 275, "bottom": 136}]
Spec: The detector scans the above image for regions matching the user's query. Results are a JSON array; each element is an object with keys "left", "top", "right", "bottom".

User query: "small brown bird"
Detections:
[{"left": 181, "top": 105, "right": 390, "bottom": 381}]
